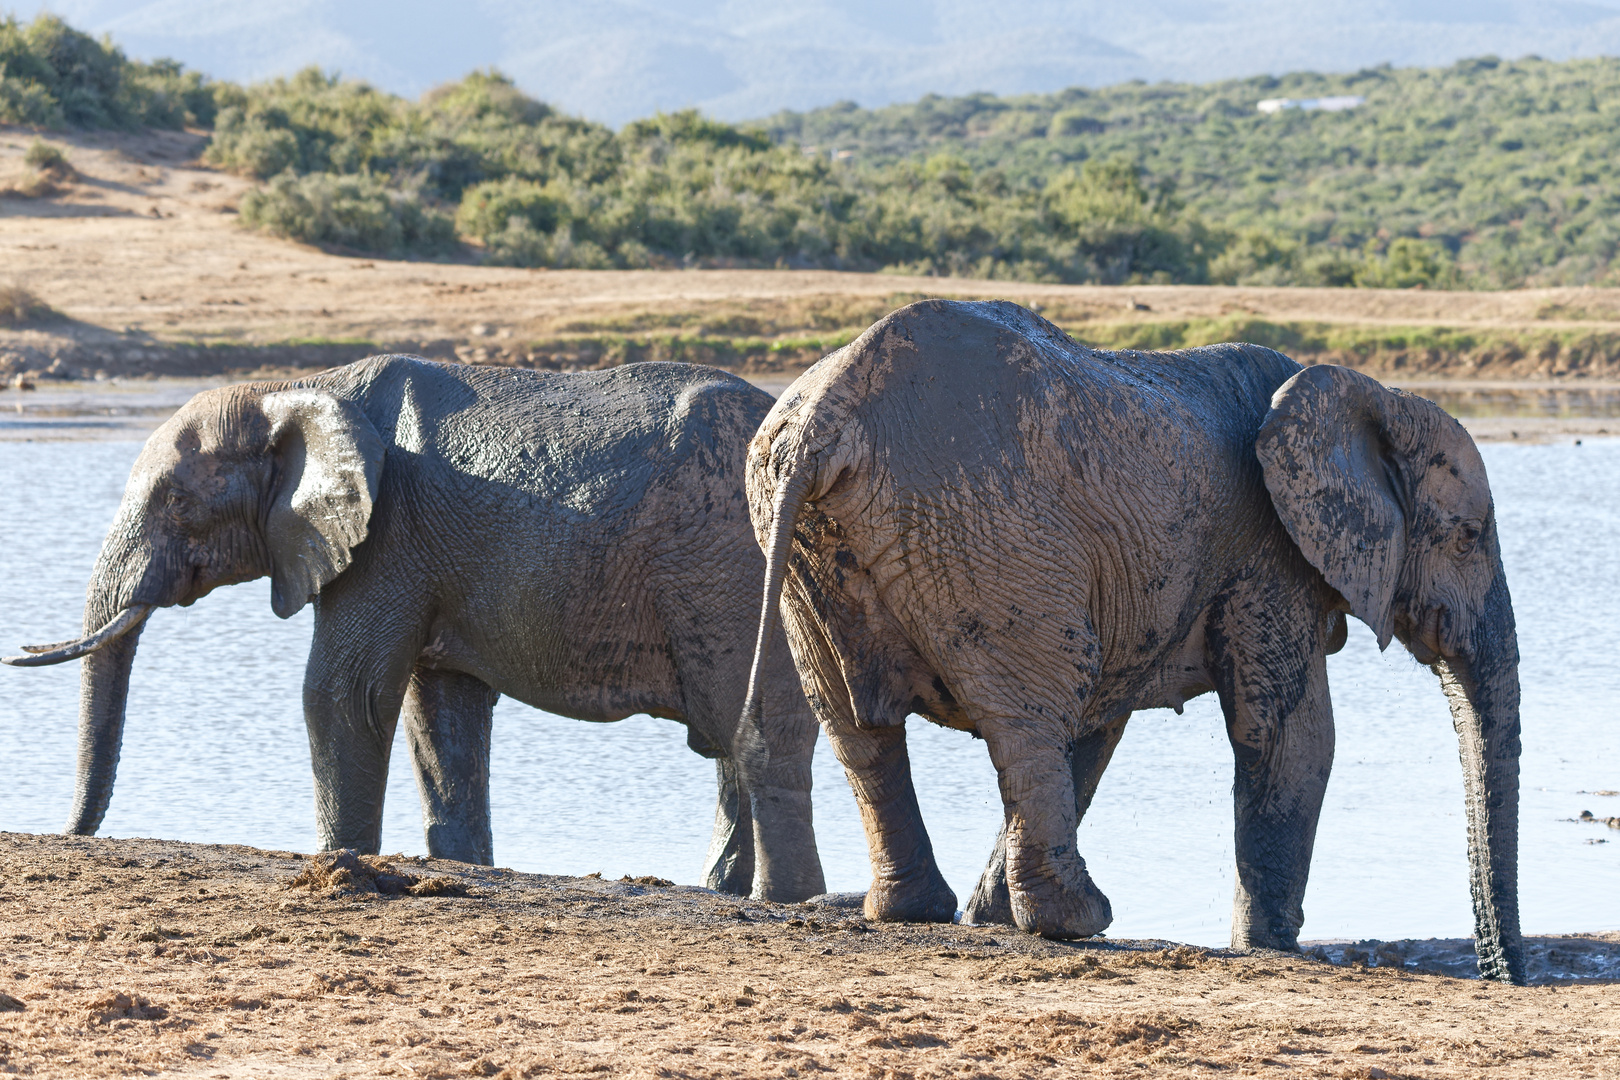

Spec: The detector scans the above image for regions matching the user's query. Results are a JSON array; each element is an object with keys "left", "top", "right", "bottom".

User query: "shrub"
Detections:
[
  {"left": 0, "top": 285, "right": 55, "bottom": 326},
  {"left": 23, "top": 139, "right": 67, "bottom": 172},
  {"left": 1354, "top": 237, "right": 1458, "bottom": 289},
  {"left": 239, "top": 172, "right": 456, "bottom": 257},
  {"left": 0, "top": 14, "right": 220, "bottom": 129},
  {"left": 456, "top": 176, "right": 567, "bottom": 240},
  {"left": 205, "top": 67, "right": 400, "bottom": 178}
]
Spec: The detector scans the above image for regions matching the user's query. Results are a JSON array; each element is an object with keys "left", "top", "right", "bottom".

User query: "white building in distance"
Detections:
[{"left": 1257, "top": 95, "right": 1366, "bottom": 114}]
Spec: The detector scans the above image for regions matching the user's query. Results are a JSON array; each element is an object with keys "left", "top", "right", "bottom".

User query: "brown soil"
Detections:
[
  {"left": 2, "top": 834, "right": 1615, "bottom": 1079},
  {"left": 5, "top": 126, "right": 1620, "bottom": 392}
]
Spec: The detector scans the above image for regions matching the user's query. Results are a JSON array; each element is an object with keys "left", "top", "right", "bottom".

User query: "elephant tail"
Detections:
[{"left": 741, "top": 467, "right": 815, "bottom": 733}]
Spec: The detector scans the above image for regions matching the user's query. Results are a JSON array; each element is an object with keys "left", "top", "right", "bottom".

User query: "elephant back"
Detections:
[{"left": 321, "top": 356, "right": 772, "bottom": 525}]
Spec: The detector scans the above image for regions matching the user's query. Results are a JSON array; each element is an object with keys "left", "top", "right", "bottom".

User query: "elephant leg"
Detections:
[
  {"left": 977, "top": 713, "right": 1112, "bottom": 939},
  {"left": 1221, "top": 645, "right": 1335, "bottom": 952},
  {"left": 304, "top": 604, "right": 424, "bottom": 855},
  {"left": 701, "top": 755, "right": 755, "bottom": 895},
  {"left": 966, "top": 713, "right": 1129, "bottom": 926},
  {"left": 403, "top": 666, "right": 498, "bottom": 865},
  {"left": 782, "top": 607, "right": 951, "bottom": 921},
  {"left": 737, "top": 650, "right": 826, "bottom": 904},
  {"left": 686, "top": 723, "right": 758, "bottom": 895},
  {"left": 830, "top": 719, "right": 956, "bottom": 922}
]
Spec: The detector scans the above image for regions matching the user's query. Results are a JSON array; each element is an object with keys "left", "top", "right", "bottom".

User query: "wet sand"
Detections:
[{"left": 1, "top": 833, "right": 1615, "bottom": 1079}]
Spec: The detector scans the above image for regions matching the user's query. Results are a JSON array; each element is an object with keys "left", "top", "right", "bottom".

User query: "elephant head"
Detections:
[
  {"left": 4, "top": 385, "right": 381, "bottom": 837},
  {"left": 1256, "top": 363, "right": 1523, "bottom": 983}
]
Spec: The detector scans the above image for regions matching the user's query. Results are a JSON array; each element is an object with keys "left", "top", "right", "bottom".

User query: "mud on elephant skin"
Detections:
[
  {"left": 6, "top": 355, "right": 826, "bottom": 903},
  {"left": 742, "top": 299, "right": 1523, "bottom": 982}
]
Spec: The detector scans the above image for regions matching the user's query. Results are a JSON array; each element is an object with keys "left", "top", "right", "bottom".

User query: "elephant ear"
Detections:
[
  {"left": 261, "top": 389, "right": 383, "bottom": 619},
  {"left": 1256, "top": 365, "right": 1409, "bottom": 650}
]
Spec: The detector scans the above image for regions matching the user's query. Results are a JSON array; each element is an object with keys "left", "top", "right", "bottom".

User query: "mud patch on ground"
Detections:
[{"left": 285, "top": 849, "right": 467, "bottom": 899}]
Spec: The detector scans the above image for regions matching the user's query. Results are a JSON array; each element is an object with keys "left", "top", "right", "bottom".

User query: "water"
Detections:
[{"left": 1, "top": 436, "right": 1617, "bottom": 947}]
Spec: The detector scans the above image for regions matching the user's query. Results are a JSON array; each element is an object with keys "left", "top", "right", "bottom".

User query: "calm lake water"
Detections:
[{"left": 1, "top": 434, "right": 1617, "bottom": 947}]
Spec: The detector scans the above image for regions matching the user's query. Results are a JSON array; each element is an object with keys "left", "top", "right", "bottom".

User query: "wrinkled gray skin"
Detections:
[
  {"left": 9, "top": 356, "right": 825, "bottom": 902},
  {"left": 743, "top": 300, "right": 1522, "bottom": 982}
]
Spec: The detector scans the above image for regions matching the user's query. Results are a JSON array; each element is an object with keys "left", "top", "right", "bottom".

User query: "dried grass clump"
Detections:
[
  {"left": 0, "top": 285, "right": 55, "bottom": 326},
  {"left": 1, "top": 140, "right": 76, "bottom": 198},
  {"left": 23, "top": 139, "right": 70, "bottom": 175},
  {"left": 86, "top": 992, "right": 168, "bottom": 1024},
  {"left": 285, "top": 848, "right": 468, "bottom": 898}
]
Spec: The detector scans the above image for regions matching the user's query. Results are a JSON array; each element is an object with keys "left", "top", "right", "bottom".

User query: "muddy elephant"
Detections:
[
  {"left": 741, "top": 300, "right": 1522, "bottom": 981},
  {"left": 6, "top": 355, "right": 826, "bottom": 902}
]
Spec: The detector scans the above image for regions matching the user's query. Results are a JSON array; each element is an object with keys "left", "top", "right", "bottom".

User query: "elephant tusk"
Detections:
[{"left": 2, "top": 605, "right": 155, "bottom": 667}]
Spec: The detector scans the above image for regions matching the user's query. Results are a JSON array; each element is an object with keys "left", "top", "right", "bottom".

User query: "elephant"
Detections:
[
  {"left": 5, "top": 354, "right": 826, "bottom": 902},
  {"left": 740, "top": 299, "right": 1523, "bottom": 982}
]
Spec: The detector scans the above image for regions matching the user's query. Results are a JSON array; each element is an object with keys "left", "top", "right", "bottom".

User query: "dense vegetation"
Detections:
[
  {"left": 4, "top": 10, "right": 1619, "bottom": 288},
  {"left": 767, "top": 56, "right": 1620, "bottom": 289},
  {"left": 0, "top": 14, "right": 217, "bottom": 129}
]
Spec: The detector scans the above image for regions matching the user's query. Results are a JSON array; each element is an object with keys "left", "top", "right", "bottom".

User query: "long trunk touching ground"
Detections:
[{"left": 1436, "top": 569, "right": 1524, "bottom": 985}]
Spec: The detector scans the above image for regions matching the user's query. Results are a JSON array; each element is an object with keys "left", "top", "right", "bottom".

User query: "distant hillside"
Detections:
[
  {"left": 4, "top": 12, "right": 1618, "bottom": 290},
  {"left": 765, "top": 56, "right": 1620, "bottom": 289}
]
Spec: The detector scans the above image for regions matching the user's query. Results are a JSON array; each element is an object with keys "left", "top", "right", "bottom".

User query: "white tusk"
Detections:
[{"left": 2, "top": 605, "right": 155, "bottom": 667}]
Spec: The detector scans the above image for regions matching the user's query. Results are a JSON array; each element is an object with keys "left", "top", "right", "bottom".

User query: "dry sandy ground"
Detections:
[{"left": 1, "top": 834, "right": 1616, "bottom": 1079}]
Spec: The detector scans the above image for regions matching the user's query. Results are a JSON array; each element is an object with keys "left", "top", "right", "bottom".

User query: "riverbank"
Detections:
[
  {"left": 8, "top": 128, "right": 1620, "bottom": 393},
  {"left": 3, "top": 373, "right": 1614, "bottom": 444},
  {"left": 1, "top": 833, "right": 1615, "bottom": 1078}
]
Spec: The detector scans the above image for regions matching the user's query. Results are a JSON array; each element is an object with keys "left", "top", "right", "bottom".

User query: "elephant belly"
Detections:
[
  {"left": 417, "top": 602, "right": 685, "bottom": 727},
  {"left": 1087, "top": 596, "right": 1218, "bottom": 723}
]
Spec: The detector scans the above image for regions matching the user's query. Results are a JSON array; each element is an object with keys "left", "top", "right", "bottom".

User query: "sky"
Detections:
[{"left": 26, "top": 0, "right": 1620, "bottom": 125}]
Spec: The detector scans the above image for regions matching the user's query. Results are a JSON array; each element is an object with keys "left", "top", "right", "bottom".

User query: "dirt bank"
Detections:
[
  {"left": 1, "top": 834, "right": 1614, "bottom": 1078},
  {"left": 8, "top": 127, "right": 1620, "bottom": 389}
]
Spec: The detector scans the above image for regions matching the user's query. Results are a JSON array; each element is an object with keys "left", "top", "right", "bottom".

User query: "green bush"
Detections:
[
  {"left": 0, "top": 14, "right": 220, "bottom": 129},
  {"left": 239, "top": 172, "right": 456, "bottom": 257},
  {"left": 456, "top": 176, "right": 567, "bottom": 239},
  {"left": 205, "top": 67, "right": 399, "bottom": 178},
  {"left": 1354, "top": 237, "right": 1458, "bottom": 289}
]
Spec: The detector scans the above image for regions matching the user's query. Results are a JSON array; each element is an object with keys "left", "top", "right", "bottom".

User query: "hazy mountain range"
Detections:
[{"left": 28, "top": 0, "right": 1620, "bottom": 125}]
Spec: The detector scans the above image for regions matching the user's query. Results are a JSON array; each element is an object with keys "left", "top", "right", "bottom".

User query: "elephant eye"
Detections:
[{"left": 1454, "top": 522, "right": 1481, "bottom": 556}]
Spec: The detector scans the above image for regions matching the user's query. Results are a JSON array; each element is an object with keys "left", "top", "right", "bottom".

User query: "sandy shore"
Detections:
[{"left": 1, "top": 833, "right": 1615, "bottom": 1078}]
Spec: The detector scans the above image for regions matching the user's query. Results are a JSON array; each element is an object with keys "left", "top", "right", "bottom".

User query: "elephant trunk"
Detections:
[
  {"left": 1436, "top": 567, "right": 1524, "bottom": 985},
  {"left": 66, "top": 624, "right": 145, "bottom": 835},
  {"left": 62, "top": 533, "right": 161, "bottom": 836}
]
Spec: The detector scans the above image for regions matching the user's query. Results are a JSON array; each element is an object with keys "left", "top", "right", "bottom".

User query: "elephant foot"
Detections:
[
  {"left": 963, "top": 854, "right": 1015, "bottom": 927},
  {"left": 1230, "top": 922, "right": 1301, "bottom": 954},
  {"left": 424, "top": 823, "right": 493, "bottom": 867},
  {"left": 864, "top": 867, "right": 958, "bottom": 924},
  {"left": 750, "top": 866, "right": 825, "bottom": 904},
  {"left": 705, "top": 862, "right": 753, "bottom": 897},
  {"left": 1008, "top": 862, "right": 1112, "bottom": 940}
]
